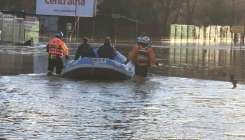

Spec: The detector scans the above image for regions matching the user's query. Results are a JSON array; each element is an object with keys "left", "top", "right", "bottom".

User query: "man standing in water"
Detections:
[
  {"left": 124, "top": 36, "right": 159, "bottom": 83},
  {"left": 46, "top": 31, "right": 69, "bottom": 75},
  {"left": 74, "top": 37, "right": 95, "bottom": 60}
]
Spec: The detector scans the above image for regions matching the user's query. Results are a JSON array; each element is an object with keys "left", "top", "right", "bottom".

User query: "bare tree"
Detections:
[
  {"left": 149, "top": 0, "right": 182, "bottom": 36},
  {"left": 173, "top": 0, "right": 184, "bottom": 24},
  {"left": 184, "top": 0, "right": 197, "bottom": 25}
]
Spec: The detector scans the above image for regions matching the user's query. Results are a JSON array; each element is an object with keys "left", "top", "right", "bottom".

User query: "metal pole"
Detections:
[
  {"left": 240, "top": 33, "right": 242, "bottom": 50},
  {"left": 77, "top": 17, "right": 80, "bottom": 41},
  {"left": 19, "top": 20, "right": 21, "bottom": 42},
  {"left": 92, "top": 21, "right": 95, "bottom": 43},
  {"left": 1, "top": 17, "right": 3, "bottom": 44},
  {"left": 49, "top": 16, "right": 50, "bottom": 40},
  {"left": 66, "top": 22, "right": 67, "bottom": 40},
  {"left": 115, "top": 18, "right": 117, "bottom": 44},
  {"left": 136, "top": 20, "right": 138, "bottom": 43},
  {"left": 74, "top": 1, "right": 77, "bottom": 42},
  {"left": 74, "top": 20, "right": 76, "bottom": 42},
  {"left": 13, "top": 18, "right": 15, "bottom": 45},
  {"left": 243, "top": 16, "right": 245, "bottom": 45}
]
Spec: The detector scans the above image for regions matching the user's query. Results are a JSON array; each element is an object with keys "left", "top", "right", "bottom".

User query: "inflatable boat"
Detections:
[{"left": 62, "top": 48, "right": 135, "bottom": 80}]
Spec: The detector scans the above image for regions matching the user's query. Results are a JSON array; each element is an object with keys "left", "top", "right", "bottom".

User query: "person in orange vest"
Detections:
[
  {"left": 46, "top": 31, "right": 69, "bottom": 75},
  {"left": 124, "top": 36, "right": 159, "bottom": 83}
]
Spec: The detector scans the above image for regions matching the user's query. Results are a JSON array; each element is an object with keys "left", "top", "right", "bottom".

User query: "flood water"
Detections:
[{"left": 0, "top": 44, "right": 245, "bottom": 139}]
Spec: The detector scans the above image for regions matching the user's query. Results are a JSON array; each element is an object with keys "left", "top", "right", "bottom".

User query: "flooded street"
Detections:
[{"left": 0, "top": 44, "right": 245, "bottom": 139}]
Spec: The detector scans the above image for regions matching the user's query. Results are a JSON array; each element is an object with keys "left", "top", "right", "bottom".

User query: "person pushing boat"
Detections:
[{"left": 124, "top": 36, "right": 159, "bottom": 83}]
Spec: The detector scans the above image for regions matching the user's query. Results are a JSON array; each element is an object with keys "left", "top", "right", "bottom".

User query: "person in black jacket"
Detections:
[
  {"left": 15, "top": 38, "right": 34, "bottom": 46},
  {"left": 74, "top": 37, "right": 95, "bottom": 61},
  {"left": 97, "top": 37, "right": 116, "bottom": 59}
]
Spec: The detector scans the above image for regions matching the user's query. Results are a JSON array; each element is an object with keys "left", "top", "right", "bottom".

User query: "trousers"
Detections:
[{"left": 47, "top": 56, "right": 63, "bottom": 75}]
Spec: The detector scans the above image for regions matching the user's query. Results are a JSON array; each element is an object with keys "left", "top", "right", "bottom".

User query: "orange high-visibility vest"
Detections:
[
  {"left": 128, "top": 45, "right": 157, "bottom": 66},
  {"left": 47, "top": 38, "right": 68, "bottom": 56}
]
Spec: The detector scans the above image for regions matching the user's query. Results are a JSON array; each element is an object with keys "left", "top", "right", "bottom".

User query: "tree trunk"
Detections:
[
  {"left": 186, "top": 12, "right": 194, "bottom": 25},
  {"left": 173, "top": 0, "right": 184, "bottom": 24},
  {"left": 185, "top": 0, "right": 197, "bottom": 25}
]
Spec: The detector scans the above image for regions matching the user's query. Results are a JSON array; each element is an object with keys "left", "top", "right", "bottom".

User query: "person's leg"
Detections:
[
  {"left": 47, "top": 58, "right": 55, "bottom": 75},
  {"left": 138, "top": 65, "right": 148, "bottom": 83},
  {"left": 55, "top": 57, "right": 64, "bottom": 75},
  {"left": 133, "top": 63, "right": 140, "bottom": 82}
]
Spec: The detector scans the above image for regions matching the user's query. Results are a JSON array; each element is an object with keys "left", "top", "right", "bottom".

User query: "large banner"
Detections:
[
  {"left": 36, "top": 0, "right": 96, "bottom": 17},
  {"left": 25, "top": 16, "right": 37, "bottom": 29}
]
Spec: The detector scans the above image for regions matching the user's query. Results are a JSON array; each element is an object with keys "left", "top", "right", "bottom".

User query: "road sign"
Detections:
[
  {"left": 230, "top": 26, "right": 244, "bottom": 33},
  {"left": 111, "top": 14, "right": 120, "bottom": 18}
]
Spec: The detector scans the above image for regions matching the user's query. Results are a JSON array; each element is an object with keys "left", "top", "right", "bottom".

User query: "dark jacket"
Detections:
[
  {"left": 97, "top": 43, "right": 116, "bottom": 59},
  {"left": 23, "top": 40, "right": 32, "bottom": 46},
  {"left": 15, "top": 39, "right": 32, "bottom": 46},
  {"left": 74, "top": 43, "right": 95, "bottom": 60}
]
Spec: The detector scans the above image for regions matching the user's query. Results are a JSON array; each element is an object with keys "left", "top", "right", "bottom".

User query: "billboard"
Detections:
[
  {"left": 36, "top": 0, "right": 96, "bottom": 17},
  {"left": 25, "top": 16, "right": 37, "bottom": 29}
]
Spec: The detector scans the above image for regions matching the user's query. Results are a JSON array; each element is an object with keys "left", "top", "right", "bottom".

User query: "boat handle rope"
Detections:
[{"left": 91, "top": 59, "right": 95, "bottom": 75}]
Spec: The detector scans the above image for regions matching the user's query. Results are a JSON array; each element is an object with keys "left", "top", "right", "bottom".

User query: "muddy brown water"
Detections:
[{"left": 0, "top": 44, "right": 245, "bottom": 139}]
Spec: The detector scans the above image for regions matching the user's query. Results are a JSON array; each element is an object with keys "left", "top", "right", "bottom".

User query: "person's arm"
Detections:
[
  {"left": 90, "top": 47, "right": 96, "bottom": 57},
  {"left": 124, "top": 46, "right": 138, "bottom": 64},
  {"left": 74, "top": 46, "right": 81, "bottom": 60},
  {"left": 148, "top": 47, "right": 159, "bottom": 67},
  {"left": 112, "top": 46, "right": 116, "bottom": 57},
  {"left": 97, "top": 46, "right": 102, "bottom": 57},
  {"left": 46, "top": 44, "right": 49, "bottom": 53},
  {"left": 61, "top": 42, "right": 69, "bottom": 60}
]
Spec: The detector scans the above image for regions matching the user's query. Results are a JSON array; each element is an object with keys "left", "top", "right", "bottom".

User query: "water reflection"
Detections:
[
  {"left": 1, "top": 45, "right": 245, "bottom": 139},
  {"left": 117, "top": 44, "right": 245, "bottom": 83},
  {"left": 0, "top": 53, "right": 34, "bottom": 75},
  {"left": 0, "top": 45, "right": 244, "bottom": 83},
  {"left": 1, "top": 75, "right": 244, "bottom": 139},
  {"left": 150, "top": 47, "right": 245, "bottom": 84}
]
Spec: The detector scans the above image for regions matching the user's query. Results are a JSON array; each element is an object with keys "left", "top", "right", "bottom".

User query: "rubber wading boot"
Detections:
[{"left": 47, "top": 71, "right": 54, "bottom": 76}]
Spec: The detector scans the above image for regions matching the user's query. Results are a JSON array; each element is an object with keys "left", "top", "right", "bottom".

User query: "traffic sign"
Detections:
[
  {"left": 230, "top": 26, "right": 244, "bottom": 33},
  {"left": 111, "top": 14, "right": 121, "bottom": 18}
]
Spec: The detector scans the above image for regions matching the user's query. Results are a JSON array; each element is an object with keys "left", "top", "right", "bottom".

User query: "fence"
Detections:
[
  {"left": 170, "top": 24, "right": 233, "bottom": 45},
  {"left": 0, "top": 18, "right": 25, "bottom": 44}
]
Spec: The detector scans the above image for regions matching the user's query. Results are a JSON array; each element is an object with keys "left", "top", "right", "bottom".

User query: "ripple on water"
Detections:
[{"left": 0, "top": 74, "right": 245, "bottom": 139}]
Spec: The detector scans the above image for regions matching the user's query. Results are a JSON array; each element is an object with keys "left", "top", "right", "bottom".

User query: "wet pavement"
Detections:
[{"left": 0, "top": 43, "right": 245, "bottom": 139}]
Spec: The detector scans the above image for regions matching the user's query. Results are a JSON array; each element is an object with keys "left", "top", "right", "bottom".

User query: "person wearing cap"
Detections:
[
  {"left": 124, "top": 36, "right": 159, "bottom": 83},
  {"left": 46, "top": 31, "right": 69, "bottom": 75},
  {"left": 97, "top": 37, "right": 116, "bottom": 59},
  {"left": 74, "top": 37, "right": 95, "bottom": 61}
]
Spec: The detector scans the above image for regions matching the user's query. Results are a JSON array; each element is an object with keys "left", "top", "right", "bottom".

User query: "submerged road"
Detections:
[{"left": 0, "top": 44, "right": 244, "bottom": 139}]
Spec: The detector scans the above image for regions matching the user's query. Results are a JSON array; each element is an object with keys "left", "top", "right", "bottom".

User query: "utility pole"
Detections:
[{"left": 74, "top": 1, "right": 77, "bottom": 42}]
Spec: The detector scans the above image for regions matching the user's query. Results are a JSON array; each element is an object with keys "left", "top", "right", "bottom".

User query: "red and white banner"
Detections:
[{"left": 36, "top": 0, "right": 96, "bottom": 17}]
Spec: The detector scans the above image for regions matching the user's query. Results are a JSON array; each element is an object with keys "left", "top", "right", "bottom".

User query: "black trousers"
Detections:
[
  {"left": 48, "top": 57, "right": 63, "bottom": 75},
  {"left": 135, "top": 63, "right": 148, "bottom": 77}
]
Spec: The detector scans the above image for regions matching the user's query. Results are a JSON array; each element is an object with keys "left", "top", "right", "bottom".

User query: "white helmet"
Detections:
[
  {"left": 142, "top": 36, "right": 150, "bottom": 44},
  {"left": 137, "top": 37, "right": 143, "bottom": 42}
]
